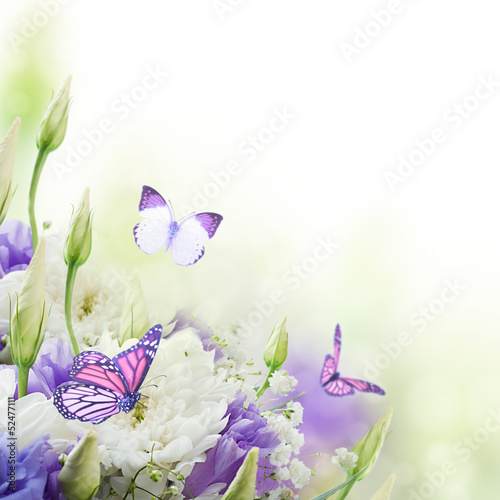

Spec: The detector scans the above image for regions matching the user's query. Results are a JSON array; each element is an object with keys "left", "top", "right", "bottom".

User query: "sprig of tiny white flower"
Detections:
[
  {"left": 332, "top": 447, "right": 359, "bottom": 473},
  {"left": 268, "top": 370, "right": 298, "bottom": 396}
]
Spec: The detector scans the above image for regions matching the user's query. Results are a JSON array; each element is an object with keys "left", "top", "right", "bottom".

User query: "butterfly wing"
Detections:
[
  {"left": 322, "top": 378, "right": 356, "bottom": 397},
  {"left": 332, "top": 324, "right": 342, "bottom": 373},
  {"left": 112, "top": 324, "right": 162, "bottom": 393},
  {"left": 320, "top": 355, "right": 336, "bottom": 386},
  {"left": 69, "top": 351, "right": 128, "bottom": 395},
  {"left": 341, "top": 377, "right": 385, "bottom": 395},
  {"left": 134, "top": 186, "right": 174, "bottom": 255},
  {"left": 170, "top": 212, "right": 223, "bottom": 266},
  {"left": 53, "top": 384, "right": 121, "bottom": 424}
]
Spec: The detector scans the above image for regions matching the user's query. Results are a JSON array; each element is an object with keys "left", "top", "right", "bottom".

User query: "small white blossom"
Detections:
[
  {"left": 274, "top": 466, "right": 291, "bottom": 482},
  {"left": 270, "top": 442, "right": 292, "bottom": 467},
  {"left": 268, "top": 486, "right": 300, "bottom": 499},
  {"left": 269, "top": 370, "right": 298, "bottom": 396},
  {"left": 332, "top": 447, "right": 358, "bottom": 473},
  {"left": 286, "top": 401, "right": 303, "bottom": 426},
  {"left": 288, "top": 458, "right": 311, "bottom": 488}
]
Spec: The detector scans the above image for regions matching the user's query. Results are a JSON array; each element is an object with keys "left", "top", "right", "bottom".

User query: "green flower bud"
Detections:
[
  {"left": 36, "top": 75, "right": 72, "bottom": 152},
  {"left": 263, "top": 316, "right": 288, "bottom": 370},
  {"left": 221, "top": 447, "right": 259, "bottom": 500},
  {"left": 64, "top": 187, "right": 92, "bottom": 268},
  {"left": 10, "top": 238, "right": 47, "bottom": 368},
  {"left": 119, "top": 271, "right": 150, "bottom": 344},
  {"left": 58, "top": 429, "right": 101, "bottom": 500},
  {"left": 350, "top": 407, "right": 393, "bottom": 482},
  {"left": 0, "top": 118, "right": 20, "bottom": 224},
  {"left": 370, "top": 474, "right": 396, "bottom": 499},
  {"left": 149, "top": 469, "right": 163, "bottom": 482}
]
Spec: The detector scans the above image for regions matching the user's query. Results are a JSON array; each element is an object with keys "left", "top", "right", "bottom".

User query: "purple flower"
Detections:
[
  {"left": 184, "top": 392, "right": 280, "bottom": 497},
  {"left": 0, "top": 338, "right": 73, "bottom": 399},
  {"left": 0, "top": 433, "right": 63, "bottom": 499},
  {"left": 0, "top": 220, "right": 32, "bottom": 278}
]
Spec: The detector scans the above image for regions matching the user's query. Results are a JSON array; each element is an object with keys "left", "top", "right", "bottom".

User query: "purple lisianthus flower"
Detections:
[
  {"left": 0, "top": 338, "right": 73, "bottom": 399},
  {"left": 0, "top": 220, "right": 32, "bottom": 278},
  {"left": 184, "top": 392, "right": 280, "bottom": 497},
  {"left": 0, "top": 433, "right": 63, "bottom": 499}
]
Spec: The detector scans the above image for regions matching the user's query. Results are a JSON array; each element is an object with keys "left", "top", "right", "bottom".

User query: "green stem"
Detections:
[
  {"left": 28, "top": 147, "right": 50, "bottom": 251},
  {"left": 17, "top": 365, "right": 29, "bottom": 399},
  {"left": 65, "top": 263, "right": 80, "bottom": 355},
  {"left": 256, "top": 366, "right": 274, "bottom": 399}
]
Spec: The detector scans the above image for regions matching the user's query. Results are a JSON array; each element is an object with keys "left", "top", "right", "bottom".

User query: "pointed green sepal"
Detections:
[{"left": 221, "top": 447, "right": 259, "bottom": 500}]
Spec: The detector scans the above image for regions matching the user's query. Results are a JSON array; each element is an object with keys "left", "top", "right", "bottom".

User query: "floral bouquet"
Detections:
[{"left": 0, "top": 78, "right": 394, "bottom": 499}]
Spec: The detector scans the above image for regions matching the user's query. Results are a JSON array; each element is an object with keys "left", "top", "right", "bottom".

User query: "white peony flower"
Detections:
[{"left": 94, "top": 328, "right": 237, "bottom": 495}]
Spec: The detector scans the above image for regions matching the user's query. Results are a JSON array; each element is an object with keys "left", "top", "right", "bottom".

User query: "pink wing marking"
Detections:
[
  {"left": 70, "top": 351, "right": 128, "bottom": 395},
  {"left": 320, "top": 355, "right": 336, "bottom": 385},
  {"left": 342, "top": 377, "right": 386, "bottom": 395},
  {"left": 113, "top": 324, "right": 162, "bottom": 393},
  {"left": 53, "top": 384, "right": 121, "bottom": 423},
  {"left": 332, "top": 324, "right": 342, "bottom": 373},
  {"left": 323, "top": 378, "right": 355, "bottom": 397}
]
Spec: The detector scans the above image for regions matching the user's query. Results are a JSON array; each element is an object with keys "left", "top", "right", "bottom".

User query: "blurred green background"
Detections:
[{"left": 2, "top": 2, "right": 500, "bottom": 499}]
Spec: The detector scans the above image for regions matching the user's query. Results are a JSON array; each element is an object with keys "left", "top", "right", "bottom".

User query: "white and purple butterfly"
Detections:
[
  {"left": 53, "top": 325, "right": 162, "bottom": 424},
  {"left": 320, "top": 324, "right": 385, "bottom": 397},
  {"left": 133, "top": 185, "right": 223, "bottom": 266}
]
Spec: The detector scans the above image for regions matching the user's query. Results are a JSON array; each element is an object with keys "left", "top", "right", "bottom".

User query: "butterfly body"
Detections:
[
  {"left": 320, "top": 324, "right": 385, "bottom": 397},
  {"left": 53, "top": 325, "right": 162, "bottom": 424},
  {"left": 134, "top": 186, "right": 223, "bottom": 266}
]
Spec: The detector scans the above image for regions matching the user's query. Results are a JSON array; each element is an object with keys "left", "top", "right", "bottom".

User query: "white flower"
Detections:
[
  {"left": 286, "top": 401, "right": 303, "bottom": 427},
  {"left": 268, "top": 487, "right": 299, "bottom": 499},
  {"left": 95, "top": 328, "right": 237, "bottom": 492},
  {"left": 269, "top": 442, "right": 292, "bottom": 467},
  {"left": 274, "top": 466, "right": 291, "bottom": 481},
  {"left": 332, "top": 447, "right": 358, "bottom": 473},
  {"left": 268, "top": 370, "right": 297, "bottom": 396},
  {"left": 288, "top": 458, "right": 311, "bottom": 488}
]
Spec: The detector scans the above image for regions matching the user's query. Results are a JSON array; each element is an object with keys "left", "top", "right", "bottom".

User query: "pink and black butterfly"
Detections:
[
  {"left": 53, "top": 325, "right": 162, "bottom": 424},
  {"left": 134, "top": 185, "right": 223, "bottom": 266},
  {"left": 320, "top": 324, "right": 385, "bottom": 397}
]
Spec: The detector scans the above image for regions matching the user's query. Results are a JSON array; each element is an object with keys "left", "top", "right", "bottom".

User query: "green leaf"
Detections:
[
  {"left": 221, "top": 447, "right": 258, "bottom": 500},
  {"left": 310, "top": 467, "right": 367, "bottom": 500},
  {"left": 370, "top": 474, "right": 396, "bottom": 500}
]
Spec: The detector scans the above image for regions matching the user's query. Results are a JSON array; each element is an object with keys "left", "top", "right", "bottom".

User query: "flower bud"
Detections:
[
  {"left": 10, "top": 238, "right": 47, "bottom": 368},
  {"left": 0, "top": 118, "right": 21, "bottom": 224},
  {"left": 263, "top": 316, "right": 288, "bottom": 371},
  {"left": 149, "top": 469, "right": 163, "bottom": 482},
  {"left": 36, "top": 75, "right": 71, "bottom": 152},
  {"left": 64, "top": 187, "right": 92, "bottom": 268},
  {"left": 119, "top": 271, "right": 150, "bottom": 344},
  {"left": 221, "top": 447, "right": 258, "bottom": 500},
  {"left": 58, "top": 429, "right": 101, "bottom": 500}
]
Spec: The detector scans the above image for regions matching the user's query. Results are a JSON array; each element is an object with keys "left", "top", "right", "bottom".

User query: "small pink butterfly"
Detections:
[
  {"left": 53, "top": 325, "right": 162, "bottom": 423},
  {"left": 134, "top": 186, "right": 223, "bottom": 266},
  {"left": 320, "top": 324, "right": 385, "bottom": 397}
]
